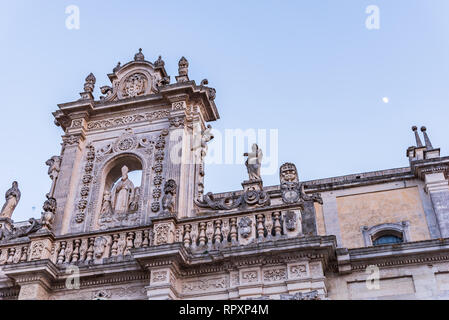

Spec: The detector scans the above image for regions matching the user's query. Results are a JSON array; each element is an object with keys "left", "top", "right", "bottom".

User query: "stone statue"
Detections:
[
  {"left": 41, "top": 195, "right": 56, "bottom": 230},
  {"left": 192, "top": 124, "right": 214, "bottom": 162},
  {"left": 244, "top": 144, "right": 263, "bottom": 181},
  {"left": 161, "top": 180, "right": 177, "bottom": 216},
  {"left": 129, "top": 187, "right": 140, "bottom": 212},
  {"left": 1, "top": 181, "right": 21, "bottom": 219},
  {"left": 100, "top": 191, "right": 113, "bottom": 216},
  {"left": 111, "top": 166, "right": 135, "bottom": 214},
  {"left": 200, "top": 125, "right": 214, "bottom": 159},
  {"left": 45, "top": 156, "right": 61, "bottom": 197}
]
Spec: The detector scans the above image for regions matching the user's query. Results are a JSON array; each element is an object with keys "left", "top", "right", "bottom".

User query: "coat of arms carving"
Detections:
[{"left": 122, "top": 73, "right": 147, "bottom": 97}]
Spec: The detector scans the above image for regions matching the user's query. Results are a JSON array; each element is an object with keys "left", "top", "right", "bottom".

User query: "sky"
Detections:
[{"left": 0, "top": 0, "right": 448, "bottom": 222}]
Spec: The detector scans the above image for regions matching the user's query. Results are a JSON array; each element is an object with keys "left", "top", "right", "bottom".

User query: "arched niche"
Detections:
[
  {"left": 104, "top": 156, "right": 143, "bottom": 193},
  {"left": 93, "top": 152, "right": 146, "bottom": 230}
]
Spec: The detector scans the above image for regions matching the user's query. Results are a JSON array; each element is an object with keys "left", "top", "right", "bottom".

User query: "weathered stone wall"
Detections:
[
  {"left": 336, "top": 186, "right": 430, "bottom": 248},
  {"left": 327, "top": 261, "right": 449, "bottom": 300}
]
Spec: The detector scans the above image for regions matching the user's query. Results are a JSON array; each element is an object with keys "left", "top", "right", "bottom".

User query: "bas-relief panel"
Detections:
[
  {"left": 336, "top": 187, "right": 430, "bottom": 248},
  {"left": 50, "top": 283, "right": 148, "bottom": 300}
]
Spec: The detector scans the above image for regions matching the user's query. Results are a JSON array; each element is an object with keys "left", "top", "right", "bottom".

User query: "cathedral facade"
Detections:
[{"left": 0, "top": 50, "right": 449, "bottom": 300}]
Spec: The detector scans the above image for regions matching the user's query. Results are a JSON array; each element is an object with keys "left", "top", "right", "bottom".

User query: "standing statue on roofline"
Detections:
[
  {"left": 0, "top": 181, "right": 21, "bottom": 219},
  {"left": 244, "top": 144, "right": 263, "bottom": 181}
]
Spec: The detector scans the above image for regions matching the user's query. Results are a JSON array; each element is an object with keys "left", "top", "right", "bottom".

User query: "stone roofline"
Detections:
[
  {"left": 53, "top": 80, "right": 219, "bottom": 132},
  {"left": 211, "top": 166, "right": 415, "bottom": 199}
]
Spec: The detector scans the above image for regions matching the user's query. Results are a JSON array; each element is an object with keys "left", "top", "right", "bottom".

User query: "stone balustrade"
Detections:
[
  {"left": 0, "top": 206, "right": 303, "bottom": 267},
  {"left": 153, "top": 207, "right": 303, "bottom": 249}
]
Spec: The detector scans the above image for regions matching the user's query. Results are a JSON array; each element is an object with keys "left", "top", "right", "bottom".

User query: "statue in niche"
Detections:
[
  {"left": 111, "top": 166, "right": 135, "bottom": 214},
  {"left": 1, "top": 181, "right": 21, "bottom": 219},
  {"left": 243, "top": 144, "right": 263, "bottom": 181},
  {"left": 129, "top": 187, "right": 140, "bottom": 212},
  {"left": 100, "top": 191, "right": 113, "bottom": 216}
]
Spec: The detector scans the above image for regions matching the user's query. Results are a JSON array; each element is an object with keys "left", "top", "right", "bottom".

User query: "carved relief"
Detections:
[
  {"left": 280, "top": 162, "right": 322, "bottom": 205},
  {"left": 151, "top": 130, "right": 169, "bottom": 213},
  {"left": 241, "top": 270, "right": 259, "bottom": 284},
  {"left": 238, "top": 216, "right": 252, "bottom": 239},
  {"left": 94, "top": 236, "right": 108, "bottom": 259},
  {"left": 30, "top": 242, "right": 44, "bottom": 260},
  {"left": 122, "top": 73, "right": 147, "bottom": 98},
  {"left": 263, "top": 268, "right": 287, "bottom": 282},
  {"left": 62, "top": 134, "right": 83, "bottom": 147},
  {"left": 75, "top": 144, "right": 95, "bottom": 223},
  {"left": 154, "top": 223, "right": 172, "bottom": 245},
  {"left": 92, "top": 290, "right": 111, "bottom": 300},
  {"left": 151, "top": 270, "right": 168, "bottom": 283},
  {"left": 289, "top": 264, "right": 309, "bottom": 279},
  {"left": 95, "top": 129, "right": 154, "bottom": 162},
  {"left": 182, "top": 277, "right": 227, "bottom": 293},
  {"left": 284, "top": 211, "right": 297, "bottom": 231},
  {"left": 87, "top": 111, "right": 170, "bottom": 131}
]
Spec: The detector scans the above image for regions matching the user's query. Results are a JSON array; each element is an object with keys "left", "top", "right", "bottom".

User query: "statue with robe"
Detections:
[
  {"left": 0, "top": 181, "right": 21, "bottom": 219},
  {"left": 192, "top": 124, "right": 214, "bottom": 163},
  {"left": 100, "top": 191, "right": 113, "bottom": 215},
  {"left": 244, "top": 144, "right": 263, "bottom": 181},
  {"left": 129, "top": 187, "right": 140, "bottom": 212},
  {"left": 45, "top": 156, "right": 61, "bottom": 198},
  {"left": 111, "top": 166, "right": 135, "bottom": 214}
]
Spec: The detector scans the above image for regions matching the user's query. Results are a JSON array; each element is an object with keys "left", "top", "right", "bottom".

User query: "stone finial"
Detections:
[
  {"left": 113, "top": 62, "right": 121, "bottom": 73},
  {"left": 154, "top": 55, "right": 165, "bottom": 68},
  {"left": 412, "top": 126, "right": 423, "bottom": 147},
  {"left": 200, "top": 79, "right": 209, "bottom": 86},
  {"left": 176, "top": 56, "right": 190, "bottom": 83},
  {"left": 83, "top": 73, "right": 96, "bottom": 93},
  {"left": 178, "top": 56, "right": 189, "bottom": 75},
  {"left": 421, "top": 126, "right": 434, "bottom": 150},
  {"left": 134, "top": 48, "right": 145, "bottom": 61}
]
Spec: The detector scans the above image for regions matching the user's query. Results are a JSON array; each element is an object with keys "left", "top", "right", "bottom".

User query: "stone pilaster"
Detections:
[
  {"left": 145, "top": 267, "right": 178, "bottom": 300},
  {"left": 53, "top": 115, "right": 88, "bottom": 235},
  {"left": 424, "top": 172, "right": 449, "bottom": 237},
  {"left": 165, "top": 99, "right": 202, "bottom": 219},
  {"left": 3, "top": 259, "right": 58, "bottom": 300}
]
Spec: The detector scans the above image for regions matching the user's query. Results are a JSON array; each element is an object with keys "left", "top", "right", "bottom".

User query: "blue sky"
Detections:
[{"left": 1, "top": 1, "right": 449, "bottom": 222}]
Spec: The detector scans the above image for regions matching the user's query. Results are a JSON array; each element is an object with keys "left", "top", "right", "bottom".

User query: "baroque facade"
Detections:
[{"left": 0, "top": 50, "right": 449, "bottom": 300}]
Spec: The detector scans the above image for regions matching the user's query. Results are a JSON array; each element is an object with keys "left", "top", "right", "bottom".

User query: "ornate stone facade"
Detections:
[{"left": 1, "top": 50, "right": 449, "bottom": 300}]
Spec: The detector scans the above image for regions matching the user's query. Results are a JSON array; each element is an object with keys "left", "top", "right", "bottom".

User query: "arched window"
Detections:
[
  {"left": 372, "top": 231, "right": 404, "bottom": 246},
  {"left": 361, "top": 222, "right": 410, "bottom": 247}
]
